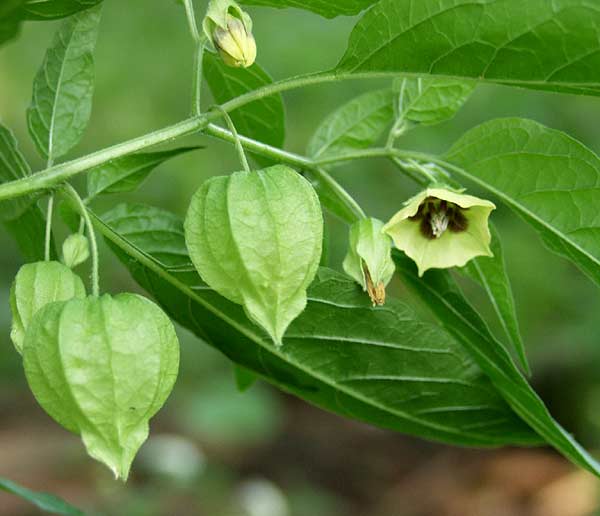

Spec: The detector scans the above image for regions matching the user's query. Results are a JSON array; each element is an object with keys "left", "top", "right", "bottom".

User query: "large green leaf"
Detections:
[
  {"left": 0, "top": 123, "right": 51, "bottom": 262},
  {"left": 237, "top": 0, "right": 378, "bottom": 18},
  {"left": 307, "top": 88, "right": 394, "bottom": 160},
  {"left": 463, "top": 225, "right": 529, "bottom": 376},
  {"left": 337, "top": 0, "right": 600, "bottom": 96},
  {"left": 0, "top": 477, "right": 83, "bottom": 516},
  {"left": 394, "top": 252, "right": 600, "bottom": 477},
  {"left": 27, "top": 5, "right": 102, "bottom": 162},
  {"left": 203, "top": 52, "right": 285, "bottom": 167},
  {"left": 22, "top": 0, "right": 103, "bottom": 20},
  {"left": 444, "top": 118, "right": 600, "bottom": 288},
  {"left": 95, "top": 202, "right": 539, "bottom": 448},
  {"left": 86, "top": 146, "right": 201, "bottom": 199}
]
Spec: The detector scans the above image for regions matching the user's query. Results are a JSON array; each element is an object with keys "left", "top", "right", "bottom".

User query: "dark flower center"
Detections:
[{"left": 409, "top": 197, "right": 469, "bottom": 240}]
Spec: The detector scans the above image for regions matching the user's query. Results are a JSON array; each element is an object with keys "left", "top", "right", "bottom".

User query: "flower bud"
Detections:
[
  {"left": 204, "top": 0, "right": 256, "bottom": 68},
  {"left": 62, "top": 233, "right": 90, "bottom": 269},
  {"left": 343, "top": 218, "right": 395, "bottom": 306},
  {"left": 383, "top": 187, "right": 495, "bottom": 276}
]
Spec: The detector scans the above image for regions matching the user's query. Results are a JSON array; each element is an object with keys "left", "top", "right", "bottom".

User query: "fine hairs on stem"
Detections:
[
  {"left": 44, "top": 194, "right": 54, "bottom": 261},
  {"left": 63, "top": 184, "right": 100, "bottom": 297},
  {"left": 212, "top": 105, "right": 251, "bottom": 173}
]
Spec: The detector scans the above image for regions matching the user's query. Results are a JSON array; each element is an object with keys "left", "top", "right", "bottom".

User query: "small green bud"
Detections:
[
  {"left": 203, "top": 0, "right": 256, "bottom": 68},
  {"left": 62, "top": 233, "right": 90, "bottom": 268},
  {"left": 343, "top": 218, "right": 395, "bottom": 306},
  {"left": 383, "top": 187, "right": 496, "bottom": 276}
]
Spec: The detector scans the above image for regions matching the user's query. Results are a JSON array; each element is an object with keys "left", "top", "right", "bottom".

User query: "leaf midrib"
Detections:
[{"left": 96, "top": 212, "right": 522, "bottom": 444}]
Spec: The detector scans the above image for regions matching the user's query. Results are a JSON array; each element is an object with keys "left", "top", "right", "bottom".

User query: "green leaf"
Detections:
[
  {"left": 463, "top": 224, "right": 530, "bottom": 376},
  {"left": 0, "top": 477, "right": 83, "bottom": 516},
  {"left": 337, "top": 0, "right": 600, "bottom": 96},
  {"left": 237, "top": 0, "right": 378, "bottom": 18},
  {"left": 0, "top": 123, "right": 34, "bottom": 221},
  {"left": 23, "top": 293, "right": 180, "bottom": 480},
  {"left": 97, "top": 202, "right": 540, "bottom": 448},
  {"left": 10, "top": 261, "right": 86, "bottom": 354},
  {"left": 393, "top": 77, "right": 475, "bottom": 126},
  {"left": 307, "top": 88, "right": 394, "bottom": 160},
  {"left": 394, "top": 252, "right": 600, "bottom": 477},
  {"left": 0, "top": 0, "right": 25, "bottom": 48},
  {"left": 86, "top": 147, "right": 201, "bottom": 199},
  {"left": 27, "top": 5, "right": 102, "bottom": 161},
  {"left": 444, "top": 117, "right": 600, "bottom": 289},
  {"left": 22, "top": 0, "right": 103, "bottom": 20},
  {"left": 234, "top": 364, "right": 258, "bottom": 392},
  {"left": 203, "top": 52, "right": 285, "bottom": 167},
  {"left": 3, "top": 205, "right": 54, "bottom": 262},
  {"left": 184, "top": 166, "right": 323, "bottom": 345},
  {"left": 0, "top": 124, "right": 51, "bottom": 261}
]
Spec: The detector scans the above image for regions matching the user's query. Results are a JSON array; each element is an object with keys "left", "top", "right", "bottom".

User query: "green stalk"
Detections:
[
  {"left": 63, "top": 184, "right": 100, "bottom": 297},
  {"left": 0, "top": 71, "right": 395, "bottom": 203}
]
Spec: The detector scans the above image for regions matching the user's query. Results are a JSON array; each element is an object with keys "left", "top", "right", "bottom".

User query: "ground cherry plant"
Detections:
[{"left": 2, "top": 0, "right": 600, "bottom": 512}]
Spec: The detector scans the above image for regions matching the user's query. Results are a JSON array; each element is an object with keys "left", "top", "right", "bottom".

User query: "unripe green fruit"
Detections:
[
  {"left": 184, "top": 165, "right": 323, "bottom": 345},
  {"left": 10, "top": 261, "right": 86, "bottom": 354},
  {"left": 23, "top": 293, "right": 180, "bottom": 480}
]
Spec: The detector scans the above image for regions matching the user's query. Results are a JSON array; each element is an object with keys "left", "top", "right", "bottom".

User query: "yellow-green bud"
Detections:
[
  {"left": 343, "top": 218, "right": 395, "bottom": 306},
  {"left": 213, "top": 15, "right": 256, "bottom": 68},
  {"left": 203, "top": 0, "right": 256, "bottom": 68},
  {"left": 383, "top": 187, "right": 495, "bottom": 276}
]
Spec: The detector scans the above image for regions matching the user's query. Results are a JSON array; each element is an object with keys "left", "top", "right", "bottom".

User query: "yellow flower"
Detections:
[
  {"left": 212, "top": 15, "right": 256, "bottom": 68},
  {"left": 203, "top": 1, "right": 256, "bottom": 68},
  {"left": 383, "top": 188, "right": 495, "bottom": 276}
]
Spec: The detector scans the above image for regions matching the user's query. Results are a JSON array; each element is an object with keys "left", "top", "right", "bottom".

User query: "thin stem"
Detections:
[
  {"left": 0, "top": 71, "right": 394, "bottom": 202},
  {"left": 212, "top": 106, "right": 250, "bottom": 172},
  {"left": 182, "top": 0, "right": 202, "bottom": 42},
  {"left": 182, "top": 0, "right": 206, "bottom": 116},
  {"left": 203, "top": 124, "right": 366, "bottom": 222},
  {"left": 63, "top": 184, "right": 100, "bottom": 297},
  {"left": 204, "top": 123, "right": 313, "bottom": 168},
  {"left": 191, "top": 43, "right": 205, "bottom": 116},
  {"left": 44, "top": 194, "right": 54, "bottom": 261}
]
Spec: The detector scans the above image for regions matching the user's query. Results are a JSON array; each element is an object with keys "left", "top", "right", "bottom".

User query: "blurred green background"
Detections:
[{"left": 2, "top": 1, "right": 600, "bottom": 515}]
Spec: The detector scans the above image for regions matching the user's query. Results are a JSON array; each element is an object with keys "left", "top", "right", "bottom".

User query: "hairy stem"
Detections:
[
  {"left": 0, "top": 71, "right": 396, "bottom": 202},
  {"left": 211, "top": 107, "right": 250, "bottom": 172},
  {"left": 63, "top": 184, "right": 100, "bottom": 297},
  {"left": 44, "top": 194, "right": 54, "bottom": 261},
  {"left": 182, "top": 0, "right": 206, "bottom": 116},
  {"left": 203, "top": 124, "right": 366, "bottom": 222}
]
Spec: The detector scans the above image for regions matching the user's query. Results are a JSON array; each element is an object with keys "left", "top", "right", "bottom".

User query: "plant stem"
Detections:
[
  {"left": 211, "top": 107, "right": 250, "bottom": 172},
  {"left": 63, "top": 184, "right": 100, "bottom": 297},
  {"left": 204, "top": 123, "right": 312, "bottom": 168},
  {"left": 44, "top": 194, "right": 54, "bottom": 261},
  {"left": 203, "top": 124, "right": 366, "bottom": 222},
  {"left": 191, "top": 43, "right": 206, "bottom": 116},
  {"left": 182, "top": 0, "right": 202, "bottom": 42},
  {"left": 0, "top": 71, "right": 395, "bottom": 203},
  {"left": 182, "top": 0, "right": 206, "bottom": 116}
]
